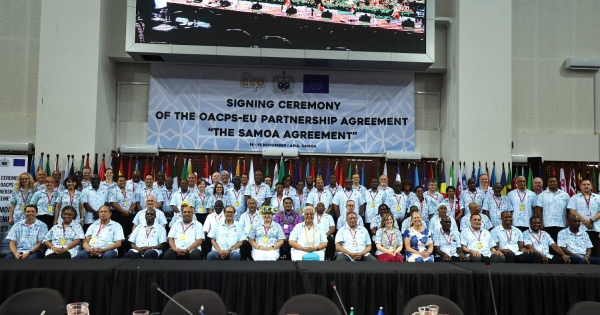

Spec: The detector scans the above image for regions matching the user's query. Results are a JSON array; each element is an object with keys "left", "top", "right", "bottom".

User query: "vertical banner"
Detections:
[{"left": 0, "top": 155, "right": 28, "bottom": 254}]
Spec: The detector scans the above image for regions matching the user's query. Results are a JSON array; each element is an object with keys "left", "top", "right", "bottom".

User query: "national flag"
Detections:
[
  {"left": 243, "top": 160, "right": 246, "bottom": 175},
  {"left": 435, "top": 162, "right": 439, "bottom": 190},
  {"left": 471, "top": 163, "right": 476, "bottom": 181},
  {"left": 569, "top": 167, "right": 577, "bottom": 197},
  {"left": 127, "top": 157, "right": 132, "bottom": 179},
  {"left": 279, "top": 155, "right": 285, "bottom": 183},
  {"left": 592, "top": 166, "right": 598, "bottom": 193},
  {"left": 69, "top": 157, "right": 74, "bottom": 177},
  {"left": 521, "top": 166, "right": 525, "bottom": 177},
  {"left": 161, "top": 159, "right": 165, "bottom": 173},
  {"left": 577, "top": 165, "right": 583, "bottom": 193},
  {"left": 461, "top": 162, "right": 468, "bottom": 195},
  {"left": 203, "top": 157, "right": 210, "bottom": 181},
  {"left": 395, "top": 163, "right": 401, "bottom": 182},
  {"left": 421, "top": 165, "right": 427, "bottom": 189},
  {"left": 407, "top": 163, "right": 412, "bottom": 185},
  {"left": 54, "top": 155, "right": 59, "bottom": 172},
  {"left": 305, "top": 161, "right": 310, "bottom": 183},
  {"left": 144, "top": 158, "right": 149, "bottom": 177},
  {"left": 135, "top": 158, "right": 139, "bottom": 171},
  {"left": 527, "top": 165, "right": 533, "bottom": 190},
  {"left": 45, "top": 156, "right": 50, "bottom": 176},
  {"left": 347, "top": 161, "right": 352, "bottom": 179},
  {"left": 93, "top": 154, "right": 98, "bottom": 175},
  {"left": 413, "top": 165, "right": 419, "bottom": 189},
  {"left": 236, "top": 159, "right": 240, "bottom": 176},
  {"left": 303, "top": 74, "right": 329, "bottom": 94},
  {"left": 338, "top": 162, "right": 343, "bottom": 187},
  {"left": 99, "top": 156, "right": 106, "bottom": 181},
  {"left": 311, "top": 160, "right": 315, "bottom": 179},
  {"left": 440, "top": 162, "right": 446, "bottom": 195},
  {"left": 559, "top": 168, "right": 567, "bottom": 192},
  {"left": 500, "top": 163, "right": 508, "bottom": 195},
  {"left": 152, "top": 159, "right": 156, "bottom": 181},
  {"left": 449, "top": 162, "right": 454, "bottom": 190},
  {"left": 507, "top": 163, "right": 512, "bottom": 193},
  {"left": 247, "top": 159, "right": 256, "bottom": 186},
  {"left": 181, "top": 158, "right": 188, "bottom": 181},
  {"left": 490, "top": 162, "right": 497, "bottom": 185},
  {"left": 229, "top": 160, "right": 233, "bottom": 178},
  {"left": 552, "top": 166, "right": 556, "bottom": 176},
  {"left": 63, "top": 155, "right": 69, "bottom": 180},
  {"left": 485, "top": 162, "right": 489, "bottom": 180},
  {"left": 38, "top": 154, "right": 43, "bottom": 172},
  {"left": 355, "top": 163, "right": 358, "bottom": 175},
  {"left": 428, "top": 163, "right": 433, "bottom": 180},
  {"left": 119, "top": 157, "right": 124, "bottom": 177},
  {"left": 85, "top": 154, "right": 90, "bottom": 168},
  {"left": 512, "top": 164, "right": 517, "bottom": 191},
  {"left": 266, "top": 160, "right": 270, "bottom": 177},
  {"left": 29, "top": 156, "right": 36, "bottom": 178},
  {"left": 188, "top": 158, "right": 193, "bottom": 178},
  {"left": 172, "top": 157, "right": 179, "bottom": 190},
  {"left": 79, "top": 155, "right": 84, "bottom": 173},
  {"left": 273, "top": 162, "right": 279, "bottom": 187},
  {"left": 361, "top": 163, "right": 365, "bottom": 186},
  {"left": 326, "top": 162, "right": 331, "bottom": 184},
  {"left": 476, "top": 163, "right": 481, "bottom": 188},
  {"left": 110, "top": 155, "right": 113, "bottom": 170},
  {"left": 383, "top": 163, "right": 388, "bottom": 176},
  {"left": 295, "top": 158, "right": 301, "bottom": 185},
  {"left": 219, "top": 160, "right": 223, "bottom": 175}
]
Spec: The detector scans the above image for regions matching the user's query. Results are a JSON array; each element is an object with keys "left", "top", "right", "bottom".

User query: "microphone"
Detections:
[
  {"left": 484, "top": 259, "right": 498, "bottom": 315},
  {"left": 330, "top": 281, "right": 349, "bottom": 315},
  {"left": 151, "top": 283, "right": 193, "bottom": 315}
]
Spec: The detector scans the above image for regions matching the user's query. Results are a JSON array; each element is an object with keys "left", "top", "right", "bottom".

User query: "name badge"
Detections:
[
  {"left": 284, "top": 224, "right": 289, "bottom": 230},
  {"left": 262, "top": 236, "right": 268, "bottom": 244},
  {"left": 352, "top": 241, "right": 359, "bottom": 247},
  {"left": 90, "top": 237, "right": 97, "bottom": 244},
  {"left": 520, "top": 204, "right": 525, "bottom": 211},
  {"left": 200, "top": 207, "right": 205, "bottom": 213},
  {"left": 299, "top": 208, "right": 303, "bottom": 214},
  {"left": 396, "top": 205, "right": 401, "bottom": 212},
  {"left": 47, "top": 206, "right": 53, "bottom": 213},
  {"left": 60, "top": 238, "right": 66, "bottom": 246},
  {"left": 234, "top": 201, "right": 239, "bottom": 207},
  {"left": 179, "top": 234, "right": 187, "bottom": 240},
  {"left": 370, "top": 202, "right": 375, "bottom": 208},
  {"left": 124, "top": 201, "right": 128, "bottom": 207},
  {"left": 21, "top": 206, "right": 25, "bottom": 211},
  {"left": 476, "top": 242, "right": 482, "bottom": 249},
  {"left": 248, "top": 225, "right": 252, "bottom": 230}
]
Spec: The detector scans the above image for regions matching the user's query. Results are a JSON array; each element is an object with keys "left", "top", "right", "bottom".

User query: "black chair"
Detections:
[
  {"left": 0, "top": 288, "right": 66, "bottom": 315},
  {"left": 566, "top": 301, "right": 600, "bottom": 314},
  {"left": 278, "top": 294, "right": 342, "bottom": 315},
  {"left": 402, "top": 294, "right": 464, "bottom": 315},
  {"left": 162, "top": 289, "right": 229, "bottom": 315}
]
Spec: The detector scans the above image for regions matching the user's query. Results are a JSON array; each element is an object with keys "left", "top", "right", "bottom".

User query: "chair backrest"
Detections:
[
  {"left": 566, "top": 301, "right": 600, "bottom": 315},
  {"left": 0, "top": 288, "right": 66, "bottom": 315},
  {"left": 278, "top": 294, "right": 342, "bottom": 315},
  {"left": 402, "top": 294, "right": 464, "bottom": 315},
  {"left": 162, "top": 289, "right": 227, "bottom": 315}
]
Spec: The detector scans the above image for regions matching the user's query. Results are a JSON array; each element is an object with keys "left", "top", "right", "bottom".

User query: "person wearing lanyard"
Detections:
[
  {"left": 81, "top": 166, "right": 93, "bottom": 190},
  {"left": 191, "top": 179, "right": 209, "bottom": 224},
  {"left": 476, "top": 173, "right": 494, "bottom": 201},
  {"left": 333, "top": 178, "right": 366, "bottom": 220},
  {"left": 161, "top": 176, "right": 175, "bottom": 218},
  {"left": 335, "top": 212, "right": 376, "bottom": 261},
  {"left": 244, "top": 170, "right": 271, "bottom": 207},
  {"left": 228, "top": 175, "right": 246, "bottom": 221},
  {"left": 491, "top": 211, "right": 540, "bottom": 263},
  {"left": 460, "top": 178, "right": 485, "bottom": 216},
  {"left": 433, "top": 216, "right": 467, "bottom": 262},
  {"left": 273, "top": 197, "right": 304, "bottom": 260},
  {"left": 483, "top": 182, "right": 512, "bottom": 228},
  {"left": 205, "top": 172, "right": 221, "bottom": 195},
  {"left": 314, "top": 202, "right": 336, "bottom": 260},
  {"left": 558, "top": 215, "right": 600, "bottom": 264},
  {"left": 54, "top": 175, "right": 85, "bottom": 226},
  {"left": 126, "top": 170, "right": 144, "bottom": 194},
  {"left": 170, "top": 178, "right": 195, "bottom": 226},
  {"left": 221, "top": 170, "right": 233, "bottom": 189},
  {"left": 289, "top": 206, "right": 328, "bottom": 261},
  {"left": 239, "top": 198, "right": 261, "bottom": 260},
  {"left": 441, "top": 186, "right": 461, "bottom": 221},
  {"left": 188, "top": 173, "right": 199, "bottom": 193},
  {"left": 100, "top": 168, "right": 117, "bottom": 192},
  {"left": 207, "top": 206, "right": 245, "bottom": 260},
  {"left": 248, "top": 205, "right": 285, "bottom": 261},
  {"left": 337, "top": 200, "right": 365, "bottom": 230},
  {"left": 30, "top": 177, "right": 60, "bottom": 230},
  {"left": 295, "top": 181, "right": 308, "bottom": 214},
  {"left": 307, "top": 178, "right": 334, "bottom": 215},
  {"left": 375, "top": 213, "right": 403, "bottom": 262},
  {"left": 43, "top": 206, "right": 84, "bottom": 259},
  {"left": 460, "top": 202, "right": 493, "bottom": 231},
  {"left": 363, "top": 178, "right": 387, "bottom": 230},
  {"left": 81, "top": 174, "right": 110, "bottom": 233},
  {"left": 75, "top": 205, "right": 124, "bottom": 259},
  {"left": 271, "top": 182, "right": 286, "bottom": 212},
  {"left": 304, "top": 175, "right": 317, "bottom": 196},
  {"left": 384, "top": 181, "right": 410, "bottom": 226},
  {"left": 109, "top": 175, "right": 137, "bottom": 250},
  {"left": 507, "top": 176, "right": 537, "bottom": 231},
  {"left": 9, "top": 172, "right": 35, "bottom": 225},
  {"left": 136, "top": 174, "right": 164, "bottom": 211},
  {"left": 523, "top": 216, "right": 570, "bottom": 264},
  {"left": 428, "top": 204, "right": 459, "bottom": 233},
  {"left": 460, "top": 213, "right": 505, "bottom": 263},
  {"left": 207, "top": 183, "right": 231, "bottom": 214},
  {"left": 424, "top": 179, "right": 443, "bottom": 220},
  {"left": 351, "top": 173, "right": 367, "bottom": 193},
  {"left": 412, "top": 186, "right": 429, "bottom": 226},
  {"left": 378, "top": 174, "right": 394, "bottom": 196},
  {"left": 52, "top": 170, "right": 65, "bottom": 192},
  {"left": 203, "top": 200, "right": 225, "bottom": 258},
  {"left": 241, "top": 174, "right": 249, "bottom": 190},
  {"left": 535, "top": 175, "right": 570, "bottom": 243},
  {"left": 34, "top": 169, "right": 47, "bottom": 192},
  {"left": 125, "top": 208, "right": 167, "bottom": 259},
  {"left": 5, "top": 205, "right": 48, "bottom": 259},
  {"left": 327, "top": 174, "right": 340, "bottom": 197},
  {"left": 567, "top": 179, "right": 600, "bottom": 257},
  {"left": 164, "top": 204, "right": 204, "bottom": 260},
  {"left": 132, "top": 196, "right": 168, "bottom": 232}
]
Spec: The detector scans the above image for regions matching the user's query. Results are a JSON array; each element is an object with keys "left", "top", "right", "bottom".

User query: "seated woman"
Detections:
[
  {"left": 289, "top": 206, "right": 328, "bottom": 261},
  {"left": 43, "top": 205, "right": 85, "bottom": 259},
  {"left": 403, "top": 212, "right": 434, "bottom": 262},
  {"left": 248, "top": 205, "right": 285, "bottom": 261},
  {"left": 375, "top": 212, "right": 404, "bottom": 262}
]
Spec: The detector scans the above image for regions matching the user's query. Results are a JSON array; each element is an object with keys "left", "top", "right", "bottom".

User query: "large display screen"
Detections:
[{"left": 135, "top": 0, "right": 426, "bottom": 53}]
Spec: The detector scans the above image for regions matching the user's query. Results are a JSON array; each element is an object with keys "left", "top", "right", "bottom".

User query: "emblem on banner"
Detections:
[
  {"left": 0, "top": 158, "right": 9, "bottom": 167},
  {"left": 240, "top": 72, "right": 266, "bottom": 92},
  {"left": 272, "top": 71, "right": 295, "bottom": 94}
]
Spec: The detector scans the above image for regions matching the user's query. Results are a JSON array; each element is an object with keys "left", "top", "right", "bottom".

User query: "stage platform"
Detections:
[{"left": 0, "top": 260, "right": 599, "bottom": 315}]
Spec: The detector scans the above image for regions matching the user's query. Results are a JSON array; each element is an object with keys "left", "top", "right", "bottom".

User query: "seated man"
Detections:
[
  {"left": 273, "top": 197, "right": 304, "bottom": 260},
  {"left": 335, "top": 212, "right": 376, "bottom": 261},
  {"left": 336, "top": 200, "right": 365, "bottom": 230},
  {"left": 460, "top": 213, "right": 506, "bottom": 263},
  {"left": 460, "top": 202, "right": 493, "bottom": 231},
  {"left": 124, "top": 208, "right": 167, "bottom": 259},
  {"left": 491, "top": 211, "right": 541, "bottom": 263},
  {"left": 164, "top": 203, "right": 204, "bottom": 260},
  {"left": 558, "top": 215, "right": 600, "bottom": 264},
  {"left": 433, "top": 216, "right": 467, "bottom": 262},
  {"left": 207, "top": 206, "right": 245, "bottom": 260},
  {"left": 523, "top": 217, "right": 570, "bottom": 264},
  {"left": 289, "top": 206, "right": 328, "bottom": 261},
  {"left": 75, "top": 205, "right": 124, "bottom": 259},
  {"left": 5, "top": 205, "right": 48, "bottom": 259}
]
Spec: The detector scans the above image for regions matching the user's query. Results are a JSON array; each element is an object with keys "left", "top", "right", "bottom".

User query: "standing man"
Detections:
[
  {"left": 533, "top": 177, "right": 544, "bottom": 196},
  {"left": 81, "top": 166, "right": 92, "bottom": 190},
  {"left": 170, "top": 179, "right": 195, "bottom": 225},
  {"left": 241, "top": 174, "right": 249, "bottom": 190},
  {"left": 81, "top": 175, "right": 109, "bottom": 232},
  {"left": 557, "top": 215, "right": 600, "bottom": 264},
  {"left": 239, "top": 198, "right": 261, "bottom": 260},
  {"left": 351, "top": 173, "right": 367, "bottom": 193},
  {"left": 164, "top": 203, "right": 204, "bottom": 260},
  {"left": 460, "top": 178, "right": 486, "bottom": 215},
  {"left": 483, "top": 182, "right": 512, "bottom": 228},
  {"left": 378, "top": 174, "right": 394, "bottom": 195},
  {"left": 460, "top": 213, "right": 506, "bottom": 263},
  {"left": 34, "top": 169, "right": 47, "bottom": 192},
  {"left": 228, "top": 175, "right": 246, "bottom": 221},
  {"left": 333, "top": 178, "right": 366, "bottom": 219},
  {"left": 424, "top": 179, "right": 444, "bottom": 219},
  {"left": 491, "top": 211, "right": 540, "bottom": 263},
  {"left": 76, "top": 205, "right": 124, "bottom": 259},
  {"left": 244, "top": 170, "right": 271, "bottom": 207},
  {"left": 363, "top": 178, "right": 387, "bottom": 232},
  {"left": 187, "top": 173, "right": 198, "bottom": 192},
  {"left": 124, "top": 208, "right": 167, "bottom": 259},
  {"left": 327, "top": 174, "right": 340, "bottom": 197},
  {"left": 126, "top": 170, "right": 144, "bottom": 194},
  {"left": 207, "top": 206, "right": 244, "bottom": 260},
  {"left": 477, "top": 173, "right": 494, "bottom": 200},
  {"left": 334, "top": 212, "right": 376, "bottom": 261},
  {"left": 221, "top": 171, "right": 233, "bottom": 189},
  {"left": 523, "top": 217, "right": 570, "bottom": 264},
  {"left": 507, "top": 176, "right": 537, "bottom": 231},
  {"left": 5, "top": 205, "right": 47, "bottom": 259},
  {"left": 109, "top": 174, "right": 137, "bottom": 251},
  {"left": 304, "top": 175, "right": 317, "bottom": 195},
  {"left": 205, "top": 172, "right": 221, "bottom": 194},
  {"left": 307, "top": 178, "right": 334, "bottom": 214},
  {"left": 385, "top": 181, "right": 411, "bottom": 225},
  {"left": 137, "top": 174, "right": 164, "bottom": 210},
  {"left": 567, "top": 179, "right": 600, "bottom": 256},
  {"left": 535, "top": 175, "right": 570, "bottom": 243},
  {"left": 161, "top": 176, "right": 175, "bottom": 217}
]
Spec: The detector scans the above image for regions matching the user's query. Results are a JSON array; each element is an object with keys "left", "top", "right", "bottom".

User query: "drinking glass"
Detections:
[
  {"left": 67, "top": 302, "right": 89, "bottom": 315},
  {"left": 418, "top": 306, "right": 433, "bottom": 315},
  {"left": 133, "top": 311, "right": 150, "bottom": 315},
  {"left": 427, "top": 305, "right": 439, "bottom": 315}
]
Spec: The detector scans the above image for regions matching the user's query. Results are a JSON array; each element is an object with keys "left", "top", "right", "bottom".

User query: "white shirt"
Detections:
[
  {"left": 168, "top": 220, "right": 204, "bottom": 250},
  {"left": 314, "top": 213, "right": 335, "bottom": 235},
  {"left": 306, "top": 190, "right": 334, "bottom": 210},
  {"left": 128, "top": 223, "right": 167, "bottom": 256},
  {"left": 335, "top": 225, "right": 371, "bottom": 254},
  {"left": 289, "top": 222, "right": 327, "bottom": 247},
  {"left": 203, "top": 212, "right": 226, "bottom": 233},
  {"left": 491, "top": 225, "right": 523, "bottom": 255}
]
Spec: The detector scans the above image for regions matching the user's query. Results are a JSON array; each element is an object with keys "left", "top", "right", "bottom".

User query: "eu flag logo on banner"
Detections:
[
  {"left": 303, "top": 74, "right": 329, "bottom": 94},
  {"left": 13, "top": 159, "right": 26, "bottom": 167}
]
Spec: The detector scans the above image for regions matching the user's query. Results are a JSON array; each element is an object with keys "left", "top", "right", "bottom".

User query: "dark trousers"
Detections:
[
  {"left": 45, "top": 252, "right": 72, "bottom": 259},
  {"left": 37, "top": 214, "right": 54, "bottom": 231},
  {"left": 325, "top": 235, "right": 336, "bottom": 260},
  {"left": 196, "top": 213, "right": 208, "bottom": 225},
  {"left": 5, "top": 250, "right": 44, "bottom": 259},
  {"left": 469, "top": 254, "right": 506, "bottom": 263},
  {"left": 570, "top": 255, "right": 600, "bottom": 265},
  {"left": 112, "top": 211, "right": 134, "bottom": 257},
  {"left": 83, "top": 224, "right": 92, "bottom": 234},
  {"left": 587, "top": 231, "right": 599, "bottom": 257},
  {"left": 280, "top": 240, "right": 291, "bottom": 260},
  {"left": 163, "top": 248, "right": 202, "bottom": 260},
  {"left": 545, "top": 227, "right": 563, "bottom": 254},
  {"left": 201, "top": 234, "right": 212, "bottom": 259},
  {"left": 434, "top": 256, "right": 462, "bottom": 262},
  {"left": 240, "top": 240, "right": 253, "bottom": 260},
  {"left": 547, "top": 254, "right": 571, "bottom": 264},
  {"left": 124, "top": 249, "right": 160, "bottom": 259},
  {"left": 505, "top": 251, "right": 542, "bottom": 263}
]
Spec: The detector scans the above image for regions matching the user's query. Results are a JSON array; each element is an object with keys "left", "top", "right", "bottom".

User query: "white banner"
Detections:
[
  {"left": 0, "top": 155, "right": 28, "bottom": 254},
  {"left": 147, "top": 64, "right": 415, "bottom": 154}
]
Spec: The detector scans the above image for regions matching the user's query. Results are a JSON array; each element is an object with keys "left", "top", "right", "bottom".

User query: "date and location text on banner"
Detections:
[
  {"left": 147, "top": 64, "right": 415, "bottom": 153},
  {"left": 0, "top": 156, "right": 28, "bottom": 254}
]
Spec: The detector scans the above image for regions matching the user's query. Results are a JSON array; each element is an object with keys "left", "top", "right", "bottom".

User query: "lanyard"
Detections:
[
  {"left": 529, "top": 228, "right": 543, "bottom": 244},
  {"left": 145, "top": 227, "right": 153, "bottom": 239},
  {"left": 46, "top": 192, "right": 53, "bottom": 204},
  {"left": 493, "top": 196, "right": 503, "bottom": 208},
  {"left": 427, "top": 192, "right": 439, "bottom": 201},
  {"left": 69, "top": 191, "right": 76, "bottom": 205},
  {"left": 97, "top": 223, "right": 107, "bottom": 237},
  {"left": 440, "top": 228, "right": 453, "bottom": 245},
  {"left": 254, "top": 185, "right": 262, "bottom": 196},
  {"left": 385, "top": 229, "right": 395, "bottom": 246},
  {"left": 20, "top": 190, "right": 30, "bottom": 203},
  {"left": 349, "top": 228, "right": 357, "bottom": 239},
  {"left": 504, "top": 228, "right": 513, "bottom": 242},
  {"left": 517, "top": 190, "right": 527, "bottom": 203},
  {"left": 182, "top": 222, "right": 193, "bottom": 234},
  {"left": 469, "top": 227, "right": 482, "bottom": 241}
]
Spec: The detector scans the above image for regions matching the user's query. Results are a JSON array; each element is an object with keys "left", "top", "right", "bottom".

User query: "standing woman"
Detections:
[
  {"left": 207, "top": 183, "right": 230, "bottom": 214},
  {"left": 414, "top": 187, "right": 430, "bottom": 226},
  {"left": 9, "top": 172, "right": 35, "bottom": 225},
  {"left": 442, "top": 186, "right": 461, "bottom": 221},
  {"left": 282, "top": 175, "right": 296, "bottom": 197},
  {"left": 271, "top": 182, "right": 285, "bottom": 212},
  {"left": 375, "top": 213, "right": 404, "bottom": 262},
  {"left": 43, "top": 206, "right": 85, "bottom": 259},
  {"left": 101, "top": 168, "right": 117, "bottom": 192},
  {"left": 31, "top": 177, "right": 60, "bottom": 230},
  {"left": 403, "top": 212, "right": 434, "bottom": 262},
  {"left": 194, "top": 179, "right": 210, "bottom": 224},
  {"left": 54, "top": 175, "right": 85, "bottom": 226}
]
